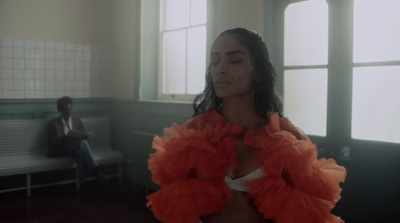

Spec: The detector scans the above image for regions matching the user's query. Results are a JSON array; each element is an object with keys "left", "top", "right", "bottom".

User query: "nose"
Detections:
[{"left": 214, "top": 60, "right": 227, "bottom": 75}]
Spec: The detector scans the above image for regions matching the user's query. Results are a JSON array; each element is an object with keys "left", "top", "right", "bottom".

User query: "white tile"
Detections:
[
  {"left": 65, "top": 71, "right": 74, "bottom": 80},
  {"left": 25, "top": 49, "right": 35, "bottom": 59},
  {"left": 2, "top": 69, "right": 13, "bottom": 79},
  {"left": 55, "top": 61, "right": 64, "bottom": 70},
  {"left": 13, "top": 48, "right": 24, "bottom": 58},
  {"left": 35, "top": 60, "right": 45, "bottom": 70},
  {"left": 45, "top": 50, "right": 55, "bottom": 60},
  {"left": 83, "top": 81, "right": 90, "bottom": 90},
  {"left": 65, "top": 51, "right": 74, "bottom": 60},
  {"left": 36, "top": 70, "right": 45, "bottom": 80},
  {"left": 74, "top": 81, "right": 83, "bottom": 90},
  {"left": 35, "top": 49, "right": 45, "bottom": 60},
  {"left": 3, "top": 80, "right": 13, "bottom": 90},
  {"left": 83, "top": 45, "right": 90, "bottom": 53},
  {"left": 83, "top": 62, "right": 90, "bottom": 71},
  {"left": 2, "top": 58, "right": 12, "bottom": 68},
  {"left": 1, "top": 47, "right": 13, "bottom": 57},
  {"left": 74, "top": 71, "right": 84, "bottom": 81},
  {"left": 14, "top": 70, "right": 24, "bottom": 79},
  {"left": 55, "top": 81, "right": 65, "bottom": 90},
  {"left": 65, "top": 81, "right": 74, "bottom": 90},
  {"left": 13, "top": 39, "right": 24, "bottom": 47},
  {"left": 74, "top": 52, "right": 83, "bottom": 61},
  {"left": 55, "top": 51, "right": 64, "bottom": 60},
  {"left": 14, "top": 90, "right": 25, "bottom": 99},
  {"left": 14, "top": 80, "right": 24, "bottom": 90},
  {"left": 25, "top": 70, "right": 35, "bottom": 79},
  {"left": 3, "top": 91, "right": 14, "bottom": 98},
  {"left": 55, "top": 71, "right": 64, "bottom": 80},
  {"left": 46, "top": 60, "right": 55, "bottom": 70},
  {"left": 24, "top": 40, "right": 35, "bottom": 48},
  {"left": 75, "top": 91, "right": 84, "bottom": 98},
  {"left": 46, "top": 71, "right": 56, "bottom": 80},
  {"left": 75, "top": 61, "right": 83, "bottom": 70},
  {"left": 2, "top": 38, "right": 13, "bottom": 47},
  {"left": 13, "top": 59, "right": 24, "bottom": 69},
  {"left": 35, "top": 41, "right": 45, "bottom": 49},
  {"left": 45, "top": 42, "right": 55, "bottom": 50},
  {"left": 25, "top": 80, "right": 35, "bottom": 90},
  {"left": 24, "top": 90, "right": 36, "bottom": 98},
  {"left": 25, "top": 59, "right": 35, "bottom": 69},
  {"left": 74, "top": 44, "right": 84, "bottom": 51},
  {"left": 36, "top": 80, "right": 45, "bottom": 90},
  {"left": 56, "top": 43, "right": 64, "bottom": 51},
  {"left": 65, "top": 61, "right": 74, "bottom": 71},
  {"left": 35, "top": 91, "right": 45, "bottom": 98},
  {"left": 46, "top": 81, "right": 55, "bottom": 90},
  {"left": 65, "top": 43, "right": 74, "bottom": 51}
]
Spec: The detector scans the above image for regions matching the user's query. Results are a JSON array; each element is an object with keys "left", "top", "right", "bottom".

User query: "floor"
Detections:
[{"left": 0, "top": 180, "right": 160, "bottom": 223}]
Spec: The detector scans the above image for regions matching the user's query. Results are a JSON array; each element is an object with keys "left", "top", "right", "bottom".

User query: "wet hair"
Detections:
[
  {"left": 57, "top": 96, "right": 73, "bottom": 112},
  {"left": 193, "top": 27, "right": 283, "bottom": 119}
]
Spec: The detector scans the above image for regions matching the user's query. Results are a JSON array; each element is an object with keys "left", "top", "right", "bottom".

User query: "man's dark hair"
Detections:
[
  {"left": 57, "top": 96, "right": 73, "bottom": 112},
  {"left": 193, "top": 27, "right": 283, "bottom": 119}
]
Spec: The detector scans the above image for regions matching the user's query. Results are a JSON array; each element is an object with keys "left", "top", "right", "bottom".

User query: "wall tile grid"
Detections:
[{"left": 0, "top": 38, "right": 115, "bottom": 99}]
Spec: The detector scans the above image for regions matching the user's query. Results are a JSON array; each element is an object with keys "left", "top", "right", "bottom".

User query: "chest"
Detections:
[{"left": 229, "top": 139, "right": 261, "bottom": 179}]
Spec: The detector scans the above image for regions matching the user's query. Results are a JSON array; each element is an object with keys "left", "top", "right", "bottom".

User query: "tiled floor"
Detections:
[{"left": 0, "top": 180, "right": 160, "bottom": 223}]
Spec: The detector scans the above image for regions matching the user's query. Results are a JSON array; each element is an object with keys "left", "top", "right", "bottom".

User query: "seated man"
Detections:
[{"left": 47, "top": 96, "right": 105, "bottom": 193}]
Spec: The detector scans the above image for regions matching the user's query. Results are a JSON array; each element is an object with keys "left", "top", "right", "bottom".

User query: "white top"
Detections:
[
  {"left": 61, "top": 117, "right": 72, "bottom": 135},
  {"left": 224, "top": 168, "right": 267, "bottom": 192}
]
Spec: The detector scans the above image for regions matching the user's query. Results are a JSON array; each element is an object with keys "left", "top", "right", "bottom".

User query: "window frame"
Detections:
[{"left": 157, "top": 0, "right": 208, "bottom": 101}]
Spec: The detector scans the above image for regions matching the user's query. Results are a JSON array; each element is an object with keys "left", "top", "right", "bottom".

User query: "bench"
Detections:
[{"left": 0, "top": 116, "right": 124, "bottom": 196}]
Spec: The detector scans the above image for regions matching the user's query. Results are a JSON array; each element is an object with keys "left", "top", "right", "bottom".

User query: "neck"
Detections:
[
  {"left": 220, "top": 96, "right": 266, "bottom": 129},
  {"left": 62, "top": 115, "right": 70, "bottom": 122}
]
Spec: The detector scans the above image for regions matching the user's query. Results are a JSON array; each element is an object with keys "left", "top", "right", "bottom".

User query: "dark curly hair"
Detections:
[
  {"left": 193, "top": 27, "right": 282, "bottom": 119},
  {"left": 57, "top": 96, "right": 73, "bottom": 112}
]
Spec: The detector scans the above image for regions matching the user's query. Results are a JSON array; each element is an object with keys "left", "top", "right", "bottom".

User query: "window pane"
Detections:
[
  {"left": 162, "top": 30, "right": 186, "bottom": 94},
  {"left": 354, "top": 0, "right": 400, "bottom": 63},
  {"left": 164, "top": 0, "right": 190, "bottom": 30},
  {"left": 190, "top": 0, "right": 207, "bottom": 26},
  {"left": 284, "top": 0, "right": 328, "bottom": 66},
  {"left": 284, "top": 69, "right": 328, "bottom": 136},
  {"left": 187, "top": 26, "right": 206, "bottom": 94},
  {"left": 352, "top": 66, "right": 400, "bottom": 143}
]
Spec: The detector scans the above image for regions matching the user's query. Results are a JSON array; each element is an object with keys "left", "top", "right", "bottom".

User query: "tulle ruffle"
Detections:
[
  {"left": 146, "top": 178, "right": 232, "bottom": 223},
  {"left": 147, "top": 110, "right": 346, "bottom": 223},
  {"left": 245, "top": 113, "right": 346, "bottom": 222}
]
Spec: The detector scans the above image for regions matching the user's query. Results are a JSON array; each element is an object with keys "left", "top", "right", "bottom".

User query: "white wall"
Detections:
[{"left": 0, "top": 0, "right": 113, "bottom": 45}]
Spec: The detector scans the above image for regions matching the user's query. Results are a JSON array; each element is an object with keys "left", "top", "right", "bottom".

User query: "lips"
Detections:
[{"left": 214, "top": 80, "right": 230, "bottom": 86}]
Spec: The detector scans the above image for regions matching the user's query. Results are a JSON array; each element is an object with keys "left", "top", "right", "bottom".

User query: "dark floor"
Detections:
[{"left": 0, "top": 180, "right": 160, "bottom": 223}]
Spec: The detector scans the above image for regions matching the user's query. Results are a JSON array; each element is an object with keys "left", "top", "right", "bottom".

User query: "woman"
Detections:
[{"left": 147, "top": 28, "right": 346, "bottom": 223}]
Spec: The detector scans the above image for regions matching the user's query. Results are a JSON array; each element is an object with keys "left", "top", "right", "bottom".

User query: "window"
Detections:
[
  {"left": 159, "top": 0, "right": 207, "bottom": 100},
  {"left": 283, "top": 0, "right": 328, "bottom": 136},
  {"left": 281, "top": 0, "right": 400, "bottom": 144},
  {"left": 351, "top": 0, "right": 400, "bottom": 143}
]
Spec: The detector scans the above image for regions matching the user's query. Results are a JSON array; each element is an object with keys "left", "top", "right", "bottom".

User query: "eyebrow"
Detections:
[{"left": 210, "top": 50, "right": 246, "bottom": 57}]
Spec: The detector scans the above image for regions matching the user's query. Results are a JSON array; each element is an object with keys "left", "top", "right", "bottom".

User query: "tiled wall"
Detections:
[{"left": 0, "top": 38, "right": 115, "bottom": 99}]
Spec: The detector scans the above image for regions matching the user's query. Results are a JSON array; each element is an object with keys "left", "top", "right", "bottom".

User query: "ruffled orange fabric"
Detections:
[{"left": 147, "top": 110, "right": 346, "bottom": 223}]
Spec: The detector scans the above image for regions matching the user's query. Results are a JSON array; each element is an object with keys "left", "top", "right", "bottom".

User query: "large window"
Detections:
[
  {"left": 283, "top": 0, "right": 328, "bottom": 136},
  {"left": 282, "top": 0, "right": 400, "bottom": 144},
  {"left": 351, "top": 0, "right": 400, "bottom": 143},
  {"left": 159, "top": 0, "right": 207, "bottom": 100}
]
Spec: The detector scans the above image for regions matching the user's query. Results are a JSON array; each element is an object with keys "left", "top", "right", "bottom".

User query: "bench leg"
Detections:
[
  {"left": 118, "top": 164, "right": 123, "bottom": 183},
  {"left": 76, "top": 168, "right": 80, "bottom": 190},
  {"left": 26, "top": 173, "right": 31, "bottom": 197}
]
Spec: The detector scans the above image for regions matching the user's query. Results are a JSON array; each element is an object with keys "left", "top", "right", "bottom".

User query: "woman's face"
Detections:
[{"left": 210, "top": 34, "right": 256, "bottom": 100}]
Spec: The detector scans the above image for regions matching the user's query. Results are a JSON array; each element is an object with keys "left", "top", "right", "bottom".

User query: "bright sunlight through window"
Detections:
[
  {"left": 352, "top": 0, "right": 400, "bottom": 143},
  {"left": 160, "top": 0, "right": 207, "bottom": 98},
  {"left": 284, "top": 0, "right": 328, "bottom": 136}
]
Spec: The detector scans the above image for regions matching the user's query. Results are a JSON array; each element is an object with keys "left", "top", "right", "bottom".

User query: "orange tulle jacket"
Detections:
[{"left": 147, "top": 110, "right": 346, "bottom": 223}]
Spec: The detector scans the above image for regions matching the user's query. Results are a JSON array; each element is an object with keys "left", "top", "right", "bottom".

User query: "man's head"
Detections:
[{"left": 57, "top": 96, "right": 73, "bottom": 120}]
